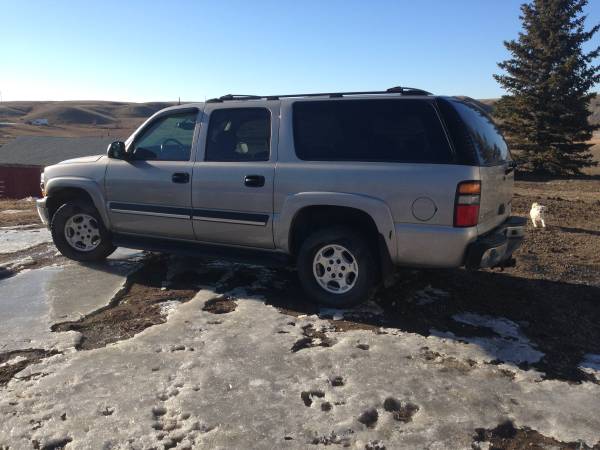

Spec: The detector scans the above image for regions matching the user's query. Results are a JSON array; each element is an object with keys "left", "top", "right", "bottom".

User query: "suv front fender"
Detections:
[
  {"left": 45, "top": 177, "right": 110, "bottom": 228},
  {"left": 274, "top": 192, "right": 397, "bottom": 261}
]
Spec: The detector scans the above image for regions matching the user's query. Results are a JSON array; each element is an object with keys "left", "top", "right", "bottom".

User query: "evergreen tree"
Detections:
[{"left": 494, "top": 0, "right": 599, "bottom": 175}]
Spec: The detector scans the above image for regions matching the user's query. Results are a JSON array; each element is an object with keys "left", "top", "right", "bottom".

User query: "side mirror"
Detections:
[{"left": 107, "top": 141, "right": 127, "bottom": 159}]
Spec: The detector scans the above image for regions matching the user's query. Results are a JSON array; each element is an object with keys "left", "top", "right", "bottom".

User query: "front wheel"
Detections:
[
  {"left": 51, "top": 200, "right": 116, "bottom": 262},
  {"left": 297, "top": 227, "right": 377, "bottom": 307}
]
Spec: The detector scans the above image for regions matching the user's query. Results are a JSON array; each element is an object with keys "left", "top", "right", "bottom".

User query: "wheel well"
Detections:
[
  {"left": 46, "top": 188, "right": 95, "bottom": 222},
  {"left": 289, "top": 205, "right": 383, "bottom": 256}
]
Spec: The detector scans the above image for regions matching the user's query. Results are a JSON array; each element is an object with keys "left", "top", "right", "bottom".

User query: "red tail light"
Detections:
[{"left": 454, "top": 181, "right": 481, "bottom": 227}]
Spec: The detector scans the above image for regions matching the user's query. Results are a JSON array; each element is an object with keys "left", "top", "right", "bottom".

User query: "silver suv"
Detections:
[{"left": 37, "top": 87, "right": 525, "bottom": 306}]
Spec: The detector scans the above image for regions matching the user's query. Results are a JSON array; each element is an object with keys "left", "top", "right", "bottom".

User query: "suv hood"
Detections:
[{"left": 58, "top": 155, "right": 104, "bottom": 165}]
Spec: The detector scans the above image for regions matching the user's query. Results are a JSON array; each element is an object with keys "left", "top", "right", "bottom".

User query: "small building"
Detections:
[
  {"left": 29, "top": 118, "right": 49, "bottom": 126},
  {"left": 0, "top": 136, "right": 114, "bottom": 198}
]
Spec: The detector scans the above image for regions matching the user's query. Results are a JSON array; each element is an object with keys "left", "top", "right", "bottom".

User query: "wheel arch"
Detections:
[
  {"left": 277, "top": 193, "right": 397, "bottom": 281},
  {"left": 45, "top": 177, "right": 110, "bottom": 227}
]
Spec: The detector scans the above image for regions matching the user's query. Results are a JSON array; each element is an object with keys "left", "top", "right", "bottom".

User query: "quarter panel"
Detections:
[
  {"left": 275, "top": 98, "right": 482, "bottom": 265},
  {"left": 478, "top": 165, "right": 513, "bottom": 235}
]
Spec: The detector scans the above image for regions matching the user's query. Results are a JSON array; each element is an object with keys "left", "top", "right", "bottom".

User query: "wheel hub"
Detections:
[
  {"left": 313, "top": 244, "right": 359, "bottom": 294},
  {"left": 64, "top": 213, "right": 102, "bottom": 252}
]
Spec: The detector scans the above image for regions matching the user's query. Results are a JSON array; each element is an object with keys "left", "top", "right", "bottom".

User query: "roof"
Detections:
[
  {"left": 206, "top": 87, "right": 433, "bottom": 103},
  {"left": 0, "top": 136, "right": 114, "bottom": 167}
]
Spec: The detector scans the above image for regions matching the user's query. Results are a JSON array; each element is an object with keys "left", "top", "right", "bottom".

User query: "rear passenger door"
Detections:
[{"left": 191, "top": 102, "right": 279, "bottom": 248}]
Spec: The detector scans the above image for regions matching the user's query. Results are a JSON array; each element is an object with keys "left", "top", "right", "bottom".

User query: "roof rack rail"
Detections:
[{"left": 206, "top": 87, "right": 432, "bottom": 103}]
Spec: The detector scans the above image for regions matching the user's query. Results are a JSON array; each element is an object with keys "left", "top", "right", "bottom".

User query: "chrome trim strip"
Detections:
[
  {"left": 110, "top": 209, "right": 190, "bottom": 220},
  {"left": 192, "top": 216, "right": 267, "bottom": 226}
]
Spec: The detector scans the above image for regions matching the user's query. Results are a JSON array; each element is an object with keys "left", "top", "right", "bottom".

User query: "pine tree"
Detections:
[{"left": 494, "top": 0, "right": 599, "bottom": 175}]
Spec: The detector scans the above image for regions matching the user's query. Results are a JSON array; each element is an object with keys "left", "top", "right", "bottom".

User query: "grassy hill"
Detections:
[{"left": 0, "top": 101, "right": 176, "bottom": 146}]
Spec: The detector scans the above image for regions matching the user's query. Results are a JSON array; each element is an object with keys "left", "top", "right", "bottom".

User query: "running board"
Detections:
[{"left": 112, "top": 234, "right": 292, "bottom": 268}]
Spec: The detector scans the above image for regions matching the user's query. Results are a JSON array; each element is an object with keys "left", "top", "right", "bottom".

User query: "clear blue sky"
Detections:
[{"left": 1, "top": 0, "right": 598, "bottom": 102}]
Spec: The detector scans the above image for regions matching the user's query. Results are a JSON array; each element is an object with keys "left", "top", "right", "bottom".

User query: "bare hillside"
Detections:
[{"left": 0, "top": 101, "right": 176, "bottom": 145}]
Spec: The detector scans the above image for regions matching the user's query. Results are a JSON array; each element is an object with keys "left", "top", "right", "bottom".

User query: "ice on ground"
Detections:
[
  {"left": 0, "top": 255, "right": 36, "bottom": 272},
  {"left": 0, "top": 250, "right": 142, "bottom": 353},
  {"left": 0, "top": 227, "right": 52, "bottom": 254},
  {"left": 1, "top": 292, "right": 599, "bottom": 449},
  {"left": 434, "top": 312, "right": 544, "bottom": 364}
]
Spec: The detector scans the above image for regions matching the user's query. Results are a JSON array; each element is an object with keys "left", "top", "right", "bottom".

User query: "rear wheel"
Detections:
[
  {"left": 51, "top": 200, "right": 116, "bottom": 262},
  {"left": 297, "top": 227, "right": 376, "bottom": 307}
]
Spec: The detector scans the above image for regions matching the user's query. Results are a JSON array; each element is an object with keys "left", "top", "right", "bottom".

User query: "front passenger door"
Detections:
[{"left": 105, "top": 109, "right": 199, "bottom": 240}]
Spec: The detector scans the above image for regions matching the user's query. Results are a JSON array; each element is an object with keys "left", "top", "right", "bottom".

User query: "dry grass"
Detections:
[
  {"left": 0, "top": 198, "right": 40, "bottom": 227},
  {"left": 0, "top": 100, "right": 177, "bottom": 146}
]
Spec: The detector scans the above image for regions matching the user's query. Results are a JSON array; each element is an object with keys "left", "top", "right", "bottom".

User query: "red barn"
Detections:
[{"left": 0, "top": 136, "right": 114, "bottom": 198}]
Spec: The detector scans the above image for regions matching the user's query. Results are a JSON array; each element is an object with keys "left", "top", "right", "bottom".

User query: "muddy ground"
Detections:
[
  {"left": 0, "top": 198, "right": 40, "bottom": 227},
  {"left": 1, "top": 177, "right": 599, "bottom": 449}
]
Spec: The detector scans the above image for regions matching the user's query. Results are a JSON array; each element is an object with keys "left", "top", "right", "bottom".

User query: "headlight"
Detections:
[{"left": 40, "top": 172, "right": 45, "bottom": 197}]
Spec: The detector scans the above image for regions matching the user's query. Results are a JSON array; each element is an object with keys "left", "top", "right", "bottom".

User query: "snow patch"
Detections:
[
  {"left": 580, "top": 354, "right": 600, "bottom": 377},
  {"left": 0, "top": 355, "right": 27, "bottom": 368},
  {"left": 0, "top": 227, "right": 52, "bottom": 254},
  {"left": 434, "top": 312, "right": 544, "bottom": 364},
  {"left": 159, "top": 301, "right": 182, "bottom": 317}
]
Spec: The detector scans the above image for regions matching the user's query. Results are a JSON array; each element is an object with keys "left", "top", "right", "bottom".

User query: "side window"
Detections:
[
  {"left": 293, "top": 100, "right": 452, "bottom": 163},
  {"left": 131, "top": 111, "right": 197, "bottom": 161},
  {"left": 205, "top": 108, "right": 270, "bottom": 162},
  {"left": 450, "top": 100, "right": 509, "bottom": 165}
]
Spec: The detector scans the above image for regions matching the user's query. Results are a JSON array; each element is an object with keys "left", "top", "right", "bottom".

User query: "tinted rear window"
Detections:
[
  {"left": 449, "top": 100, "right": 509, "bottom": 165},
  {"left": 293, "top": 99, "right": 453, "bottom": 163}
]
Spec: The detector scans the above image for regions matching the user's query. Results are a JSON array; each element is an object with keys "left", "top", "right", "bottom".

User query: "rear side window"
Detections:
[
  {"left": 293, "top": 100, "right": 453, "bottom": 163},
  {"left": 205, "top": 108, "right": 270, "bottom": 162},
  {"left": 440, "top": 99, "right": 509, "bottom": 166}
]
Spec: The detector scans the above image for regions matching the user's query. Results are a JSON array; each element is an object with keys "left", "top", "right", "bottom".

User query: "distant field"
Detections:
[{"left": 0, "top": 100, "right": 176, "bottom": 146}]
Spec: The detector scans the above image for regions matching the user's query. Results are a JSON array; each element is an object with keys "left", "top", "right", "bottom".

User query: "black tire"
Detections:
[
  {"left": 297, "top": 227, "right": 377, "bottom": 307},
  {"left": 51, "top": 200, "right": 116, "bottom": 262}
]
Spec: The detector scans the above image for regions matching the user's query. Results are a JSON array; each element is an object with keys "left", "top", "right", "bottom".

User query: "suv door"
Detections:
[
  {"left": 105, "top": 109, "right": 199, "bottom": 239},
  {"left": 192, "top": 103, "right": 279, "bottom": 248}
]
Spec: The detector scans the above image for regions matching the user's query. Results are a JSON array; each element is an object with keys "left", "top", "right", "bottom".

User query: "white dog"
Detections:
[{"left": 530, "top": 202, "right": 547, "bottom": 228}]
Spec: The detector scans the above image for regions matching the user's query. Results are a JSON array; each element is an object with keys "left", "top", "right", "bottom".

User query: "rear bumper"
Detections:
[
  {"left": 465, "top": 216, "right": 526, "bottom": 269},
  {"left": 36, "top": 197, "right": 50, "bottom": 227}
]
